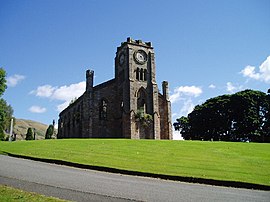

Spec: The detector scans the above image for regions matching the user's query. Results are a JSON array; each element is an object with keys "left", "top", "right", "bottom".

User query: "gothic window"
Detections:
[
  {"left": 99, "top": 99, "right": 107, "bottom": 120},
  {"left": 144, "top": 69, "right": 147, "bottom": 81},
  {"left": 140, "top": 69, "right": 144, "bottom": 80},
  {"left": 137, "top": 88, "right": 147, "bottom": 112},
  {"left": 136, "top": 68, "right": 147, "bottom": 81},
  {"left": 136, "top": 68, "right": 140, "bottom": 80}
]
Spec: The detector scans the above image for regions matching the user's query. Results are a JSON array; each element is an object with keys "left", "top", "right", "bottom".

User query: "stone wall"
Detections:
[
  {"left": 91, "top": 79, "right": 120, "bottom": 137},
  {"left": 58, "top": 95, "right": 84, "bottom": 138}
]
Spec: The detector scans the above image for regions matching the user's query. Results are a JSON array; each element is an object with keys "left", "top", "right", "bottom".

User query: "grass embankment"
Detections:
[
  {"left": 13, "top": 119, "right": 49, "bottom": 140},
  {"left": 0, "top": 139, "right": 269, "bottom": 186},
  {"left": 0, "top": 185, "right": 68, "bottom": 202}
]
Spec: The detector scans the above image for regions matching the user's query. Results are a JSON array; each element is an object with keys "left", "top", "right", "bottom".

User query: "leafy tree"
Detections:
[
  {"left": 0, "top": 99, "right": 14, "bottom": 129},
  {"left": 25, "top": 128, "right": 33, "bottom": 140},
  {"left": 45, "top": 124, "right": 54, "bottom": 139},
  {"left": 0, "top": 68, "right": 7, "bottom": 97},
  {"left": 0, "top": 68, "right": 14, "bottom": 140},
  {"left": 264, "top": 89, "right": 270, "bottom": 141},
  {"left": 0, "top": 127, "right": 5, "bottom": 140},
  {"left": 174, "top": 89, "right": 270, "bottom": 142},
  {"left": 173, "top": 116, "right": 190, "bottom": 139},
  {"left": 230, "top": 90, "right": 269, "bottom": 142}
]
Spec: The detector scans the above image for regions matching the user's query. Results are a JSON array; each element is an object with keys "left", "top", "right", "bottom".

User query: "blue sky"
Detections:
[{"left": 1, "top": 0, "right": 269, "bottom": 138}]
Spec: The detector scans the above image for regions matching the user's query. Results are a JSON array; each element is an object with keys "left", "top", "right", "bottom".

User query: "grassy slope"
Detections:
[
  {"left": 0, "top": 139, "right": 269, "bottom": 186},
  {"left": 13, "top": 119, "right": 49, "bottom": 140},
  {"left": 0, "top": 185, "right": 68, "bottom": 202}
]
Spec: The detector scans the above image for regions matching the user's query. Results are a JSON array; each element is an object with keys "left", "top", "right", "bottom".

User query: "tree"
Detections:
[
  {"left": 45, "top": 124, "right": 54, "bottom": 139},
  {"left": 25, "top": 128, "right": 33, "bottom": 140},
  {"left": 230, "top": 90, "right": 269, "bottom": 142},
  {"left": 0, "top": 98, "right": 14, "bottom": 128},
  {"left": 0, "top": 100, "right": 14, "bottom": 141},
  {"left": 184, "top": 94, "right": 233, "bottom": 141},
  {"left": 174, "top": 89, "right": 270, "bottom": 142},
  {"left": 0, "top": 68, "right": 7, "bottom": 97},
  {"left": 0, "top": 68, "right": 14, "bottom": 141},
  {"left": 265, "top": 89, "right": 270, "bottom": 141},
  {"left": 173, "top": 116, "right": 190, "bottom": 139},
  {"left": 0, "top": 69, "right": 14, "bottom": 140}
]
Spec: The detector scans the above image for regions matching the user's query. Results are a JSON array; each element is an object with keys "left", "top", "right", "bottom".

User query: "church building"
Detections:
[{"left": 57, "top": 38, "right": 172, "bottom": 139}]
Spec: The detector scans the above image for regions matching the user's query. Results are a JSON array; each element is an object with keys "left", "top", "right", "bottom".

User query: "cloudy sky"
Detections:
[{"left": 1, "top": 0, "right": 269, "bottom": 138}]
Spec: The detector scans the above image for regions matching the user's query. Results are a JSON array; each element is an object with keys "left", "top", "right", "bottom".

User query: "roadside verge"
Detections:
[{"left": 3, "top": 152, "right": 270, "bottom": 191}]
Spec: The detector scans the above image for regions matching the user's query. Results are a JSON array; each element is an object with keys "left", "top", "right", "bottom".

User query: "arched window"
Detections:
[
  {"left": 136, "top": 68, "right": 140, "bottom": 80},
  {"left": 136, "top": 68, "right": 147, "bottom": 81},
  {"left": 99, "top": 99, "right": 107, "bottom": 120},
  {"left": 144, "top": 69, "right": 147, "bottom": 81},
  {"left": 137, "top": 88, "right": 147, "bottom": 112},
  {"left": 140, "top": 69, "right": 144, "bottom": 80}
]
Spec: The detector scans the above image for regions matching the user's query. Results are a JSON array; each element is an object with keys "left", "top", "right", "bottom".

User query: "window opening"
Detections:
[
  {"left": 136, "top": 68, "right": 140, "bottom": 80},
  {"left": 144, "top": 69, "right": 147, "bottom": 81},
  {"left": 140, "top": 69, "right": 144, "bottom": 80},
  {"left": 99, "top": 99, "right": 107, "bottom": 120}
]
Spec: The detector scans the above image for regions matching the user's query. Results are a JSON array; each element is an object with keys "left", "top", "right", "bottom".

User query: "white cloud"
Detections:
[
  {"left": 56, "top": 101, "right": 70, "bottom": 112},
  {"left": 226, "top": 82, "right": 235, "bottom": 93},
  {"left": 179, "top": 98, "right": 195, "bottom": 116},
  {"left": 240, "top": 65, "right": 260, "bottom": 80},
  {"left": 241, "top": 56, "right": 270, "bottom": 83},
  {"left": 226, "top": 82, "right": 243, "bottom": 94},
  {"left": 31, "top": 81, "right": 86, "bottom": 112},
  {"left": 170, "top": 86, "right": 202, "bottom": 103},
  {"left": 52, "top": 82, "right": 85, "bottom": 101},
  {"left": 29, "top": 105, "right": 47, "bottom": 113},
  {"left": 7, "top": 74, "right": 25, "bottom": 87},
  {"left": 30, "top": 85, "right": 55, "bottom": 97},
  {"left": 208, "top": 84, "right": 216, "bottom": 89},
  {"left": 170, "top": 86, "right": 201, "bottom": 123},
  {"left": 172, "top": 98, "right": 196, "bottom": 122}
]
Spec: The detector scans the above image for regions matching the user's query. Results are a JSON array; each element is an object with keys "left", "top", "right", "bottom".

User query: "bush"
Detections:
[
  {"left": 45, "top": 125, "right": 54, "bottom": 139},
  {"left": 25, "top": 128, "right": 33, "bottom": 140}
]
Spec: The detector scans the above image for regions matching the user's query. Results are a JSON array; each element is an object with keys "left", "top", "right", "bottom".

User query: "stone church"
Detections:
[{"left": 57, "top": 38, "right": 172, "bottom": 139}]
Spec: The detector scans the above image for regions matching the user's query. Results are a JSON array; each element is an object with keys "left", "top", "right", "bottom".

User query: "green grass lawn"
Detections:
[
  {"left": 0, "top": 185, "right": 68, "bottom": 202},
  {"left": 0, "top": 139, "right": 269, "bottom": 186}
]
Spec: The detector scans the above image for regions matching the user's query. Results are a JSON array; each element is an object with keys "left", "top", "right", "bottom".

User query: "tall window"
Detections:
[
  {"left": 144, "top": 69, "right": 147, "bottom": 81},
  {"left": 136, "top": 68, "right": 140, "bottom": 80},
  {"left": 136, "top": 68, "right": 147, "bottom": 81},
  {"left": 99, "top": 99, "right": 107, "bottom": 120},
  {"left": 140, "top": 69, "right": 144, "bottom": 80},
  {"left": 137, "top": 88, "right": 147, "bottom": 112}
]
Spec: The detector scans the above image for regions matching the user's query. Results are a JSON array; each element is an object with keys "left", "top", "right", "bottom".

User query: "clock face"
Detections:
[
  {"left": 134, "top": 50, "right": 147, "bottom": 64},
  {"left": 119, "top": 53, "right": 125, "bottom": 66}
]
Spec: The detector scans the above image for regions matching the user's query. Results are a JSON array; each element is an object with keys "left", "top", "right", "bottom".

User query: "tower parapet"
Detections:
[
  {"left": 126, "top": 37, "right": 152, "bottom": 47},
  {"left": 162, "top": 81, "right": 169, "bottom": 100},
  {"left": 117, "top": 37, "right": 152, "bottom": 51},
  {"left": 86, "top": 69, "right": 94, "bottom": 92}
]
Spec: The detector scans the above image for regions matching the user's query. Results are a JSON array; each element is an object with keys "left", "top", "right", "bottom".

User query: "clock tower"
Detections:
[
  {"left": 115, "top": 37, "right": 163, "bottom": 139},
  {"left": 58, "top": 38, "right": 172, "bottom": 140}
]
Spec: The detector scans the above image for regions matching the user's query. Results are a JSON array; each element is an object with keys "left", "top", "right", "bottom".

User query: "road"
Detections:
[{"left": 0, "top": 155, "right": 269, "bottom": 202}]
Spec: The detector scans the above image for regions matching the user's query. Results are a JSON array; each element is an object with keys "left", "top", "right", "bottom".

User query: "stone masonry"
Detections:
[{"left": 57, "top": 38, "right": 172, "bottom": 139}]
